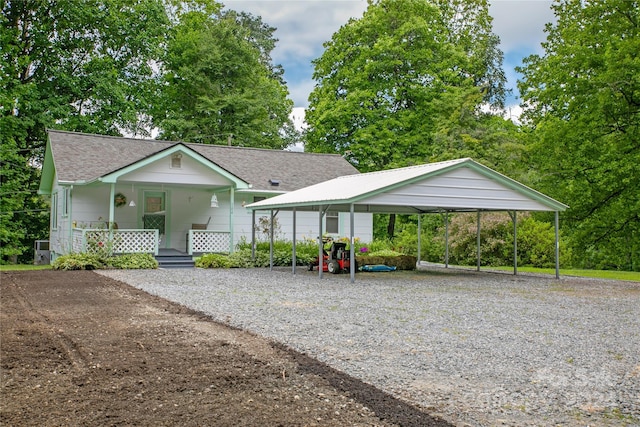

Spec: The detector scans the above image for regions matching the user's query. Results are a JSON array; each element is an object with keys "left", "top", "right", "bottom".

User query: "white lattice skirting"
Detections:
[
  {"left": 188, "top": 230, "right": 230, "bottom": 254},
  {"left": 73, "top": 229, "right": 159, "bottom": 255}
]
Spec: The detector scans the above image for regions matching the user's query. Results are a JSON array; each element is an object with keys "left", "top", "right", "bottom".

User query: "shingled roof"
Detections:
[{"left": 45, "top": 130, "right": 359, "bottom": 192}]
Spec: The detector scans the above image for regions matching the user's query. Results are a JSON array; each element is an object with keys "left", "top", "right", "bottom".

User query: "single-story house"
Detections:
[{"left": 38, "top": 130, "right": 373, "bottom": 260}]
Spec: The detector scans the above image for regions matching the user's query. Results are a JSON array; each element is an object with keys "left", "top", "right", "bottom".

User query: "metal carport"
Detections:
[{"left": 246, "top": 158, "right": 568, "bottom": 283}]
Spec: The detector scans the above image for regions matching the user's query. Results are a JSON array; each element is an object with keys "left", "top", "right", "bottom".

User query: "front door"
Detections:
[{"left": 143, "top": 191, "right": 167, "bottom": 248}]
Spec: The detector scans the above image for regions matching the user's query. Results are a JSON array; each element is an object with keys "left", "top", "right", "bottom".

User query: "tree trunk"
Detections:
[{"left": 387, "top": 214, "right": 396, "bottom": 239}]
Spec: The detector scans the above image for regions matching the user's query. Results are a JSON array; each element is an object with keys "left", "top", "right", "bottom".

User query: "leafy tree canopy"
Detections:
[
  {"left": 154, "top": 4, "right": 296, "bottom": 148},
  {"left": 518, "top": 0, "right": 640, "bottom": 270},
  {"left": 1, "top": 0, "right": 170, "bottom": 262},
  {"left": 304, "top": 0, "right": 508, "bottom": 172}
]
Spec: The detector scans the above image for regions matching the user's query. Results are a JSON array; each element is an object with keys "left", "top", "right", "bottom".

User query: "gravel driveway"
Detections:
[{"left": 99, "top": 267, "right": 640, "bottom": 426}]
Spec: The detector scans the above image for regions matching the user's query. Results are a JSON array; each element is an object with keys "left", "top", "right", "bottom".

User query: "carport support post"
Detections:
[
  {"left": 555, "top": 211, "right": 560, "bottom": 279},
  {"left": 269, "top": 209, "right": 274, "bottom": 271},
  {"left": 318, "top": 207, "right": 324, "bottom": 279},
  {"left": 292, "top": 208, "right": 297, "bottom": 275},
  {"left": 510, "top": 211, "right": 518, "bottom": 275},
  {"left": 417, "top": 214, "right": 422, "bottom": 266},
  {"left": 445, "top": 211, "right": 449, "bottom": 268},
  {"left": 350, "top": 204, "right": 355, "bottom": 283},
  {"left": 251, "top": 210, "right": 256, "bottom": 261},
  {"left": 477, "top": 211, "right": 481, "bottom": 272}
]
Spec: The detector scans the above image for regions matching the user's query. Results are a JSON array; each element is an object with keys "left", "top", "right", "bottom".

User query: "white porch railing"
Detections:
[
  {"left": 188, "top": 230, "right": 230, "bottom": 255},
  {"left": 72, "top": 228, "right": 159, "bottom": 255}
]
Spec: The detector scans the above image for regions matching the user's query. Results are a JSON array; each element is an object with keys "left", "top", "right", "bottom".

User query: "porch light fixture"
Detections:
[
  {"left": 129, "top": 184, "right": 136, "bottom": 207},
  {"left": 210, "top": 193, "right": 219, "bottom": 208}
]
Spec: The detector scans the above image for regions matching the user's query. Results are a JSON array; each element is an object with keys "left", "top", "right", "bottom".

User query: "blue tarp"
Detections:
[{"left": 360, "top": 264, "right": 397, "bottom": 272}]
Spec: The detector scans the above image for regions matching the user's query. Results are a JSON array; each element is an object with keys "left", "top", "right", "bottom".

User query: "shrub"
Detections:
[
  {"left": 232, "top": 238, "right": 320, "bottom": 268},
  {"left": 107, "top": 253, "right": 158, "bottom": 269},
  {"left": 228, "top": 249, "right": 259, "bottom": 267},
  {"left": 196, "top": 253, "right": 232, "bottom": 268},
  {"left": 52, "top": 253, "right": 105, "bottom": 270},
  {"left": 392, "top": 222, "right": 445, "bottom": 262},
  {"left": 436, "top": 212, "right": 560, "bottom": 268},
  {"left": 368, "top": 249, "right": 404, "bottom": 257}
]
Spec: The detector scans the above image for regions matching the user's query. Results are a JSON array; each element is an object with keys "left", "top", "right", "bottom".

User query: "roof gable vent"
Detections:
[{"left": 171, "top": 153, "right": 182, "bottom": 169}]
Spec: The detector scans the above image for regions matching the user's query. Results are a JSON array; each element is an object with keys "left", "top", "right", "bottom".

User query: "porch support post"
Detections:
[
  {"left": 292, "top": 208, "right": 297, "bottom": 275},
  {"left": 229, "top": 187, "right": 235, "bottom": 253},
  {"left": 68, "top": 186, "right": 74, "bottom": 249},
  {"left": 269, "top": 209, "right": 274, "bottom": 271},
  {"left": 477, "top": 210, "right": 481, "bottom": 272},
  {"left": 108, "top": 183, "right": 116, "bottom": 245},
  {"left": 251, "top": 209, "right": 256, "bottom": 261},
  {"left": 417, "top": 213, "right": 422, "bottom": 266},
  {"left": 349, "top": 203, "right": 355, "bottom": 283},
  {"left": 445, "top": 211, "right": 449, "bottom": 268},
  {"left": 555, "top": 211, "right": 560, "bottom": 279}
]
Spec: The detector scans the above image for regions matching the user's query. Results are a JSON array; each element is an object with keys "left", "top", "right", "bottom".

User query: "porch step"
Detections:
[{"left": 155, "top": 254, "right": 195, "bottom": 269}]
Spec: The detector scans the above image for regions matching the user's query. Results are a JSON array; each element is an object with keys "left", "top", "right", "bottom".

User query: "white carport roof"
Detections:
[{"left": 246, "top": 158, "right": 568, "bottom": 213}]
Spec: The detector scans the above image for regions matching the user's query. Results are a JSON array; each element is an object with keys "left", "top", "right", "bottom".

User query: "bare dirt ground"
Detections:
[{"left": 1, "top": 270, "right": 451, "bottom": 427}]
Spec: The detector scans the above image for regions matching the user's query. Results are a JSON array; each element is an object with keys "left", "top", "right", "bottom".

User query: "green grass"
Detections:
[
  {"left": 0, "top": 264, "right": 52, "bottom": 271},
  {"left": 491, "top": 266, "right": 640, "bottom": 282}
]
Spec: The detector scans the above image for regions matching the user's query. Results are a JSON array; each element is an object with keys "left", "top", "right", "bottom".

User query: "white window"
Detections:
[
  {"left": 51, "top": 192, "right": 58, "bottom": 230},
  {"left": 61, "top": 187, "right": 70, "bottom": 217},
  {"left": 326, "top": 211, "right": 338, "bottom": 234}
]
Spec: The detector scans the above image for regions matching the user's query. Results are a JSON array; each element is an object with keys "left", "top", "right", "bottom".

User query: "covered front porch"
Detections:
[
  {"left": 64, "top": 177, "right": 237, "bottom": 256},
  {"left": 70, "top": 227, "right": 231, "bottom": 256}
]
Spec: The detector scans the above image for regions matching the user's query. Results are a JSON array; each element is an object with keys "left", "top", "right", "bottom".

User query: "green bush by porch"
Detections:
[{"left": 52, "top": 253, "right": 158, "bottom": 271}]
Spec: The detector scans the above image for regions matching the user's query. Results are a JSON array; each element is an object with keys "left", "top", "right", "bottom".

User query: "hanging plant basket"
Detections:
[{"left": 114, "top": 193, "right": 127, "bottom": 207}]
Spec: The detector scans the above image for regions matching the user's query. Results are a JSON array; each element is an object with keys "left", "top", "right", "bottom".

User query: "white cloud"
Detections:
[
  {"left": 224, "top": 1, "right": 367, "bottom": 64},
  {"left": 224, "top": 1, "right": 367, "bottom": 107},
  {"left": 489, "top": 1, "right": 555, "bottom": 54},
  {"left": 290, "top": 106, "right": 307, "bottom": 131},
  {"left": 286, "top": 78, "right": 315, "bottom": 108}
]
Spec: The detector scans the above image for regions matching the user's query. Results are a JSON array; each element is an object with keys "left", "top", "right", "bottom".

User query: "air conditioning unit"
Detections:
[{"left": 34, "top": 240, "right": 50, "bottom": 265}]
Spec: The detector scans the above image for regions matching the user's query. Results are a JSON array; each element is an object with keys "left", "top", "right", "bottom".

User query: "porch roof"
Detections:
[{"left": 40, "top": 130, "right": 359, "bottom": 194}]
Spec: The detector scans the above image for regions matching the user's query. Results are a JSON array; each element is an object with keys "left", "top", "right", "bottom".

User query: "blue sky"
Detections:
[{"left": 223, "top": 0, "right": 556, "bottom": 125}]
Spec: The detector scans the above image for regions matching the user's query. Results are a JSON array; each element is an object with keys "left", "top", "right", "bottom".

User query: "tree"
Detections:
[
  {"left": 304, "top": 0, "right": 508, "bottom": 237},
  {"left": 1, "top": 0, "right": 170, "bottom": 262},
  {"left": 517, "top": 0, "right": 640, "bottom": 270},
  {"left": 154, "top": 7, "right": 296, "bottom": 148}
]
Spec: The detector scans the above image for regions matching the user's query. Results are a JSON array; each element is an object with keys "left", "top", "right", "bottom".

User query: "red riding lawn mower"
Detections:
[{"left": 308, "top": 237, "right": 358, "bottom": 274}]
